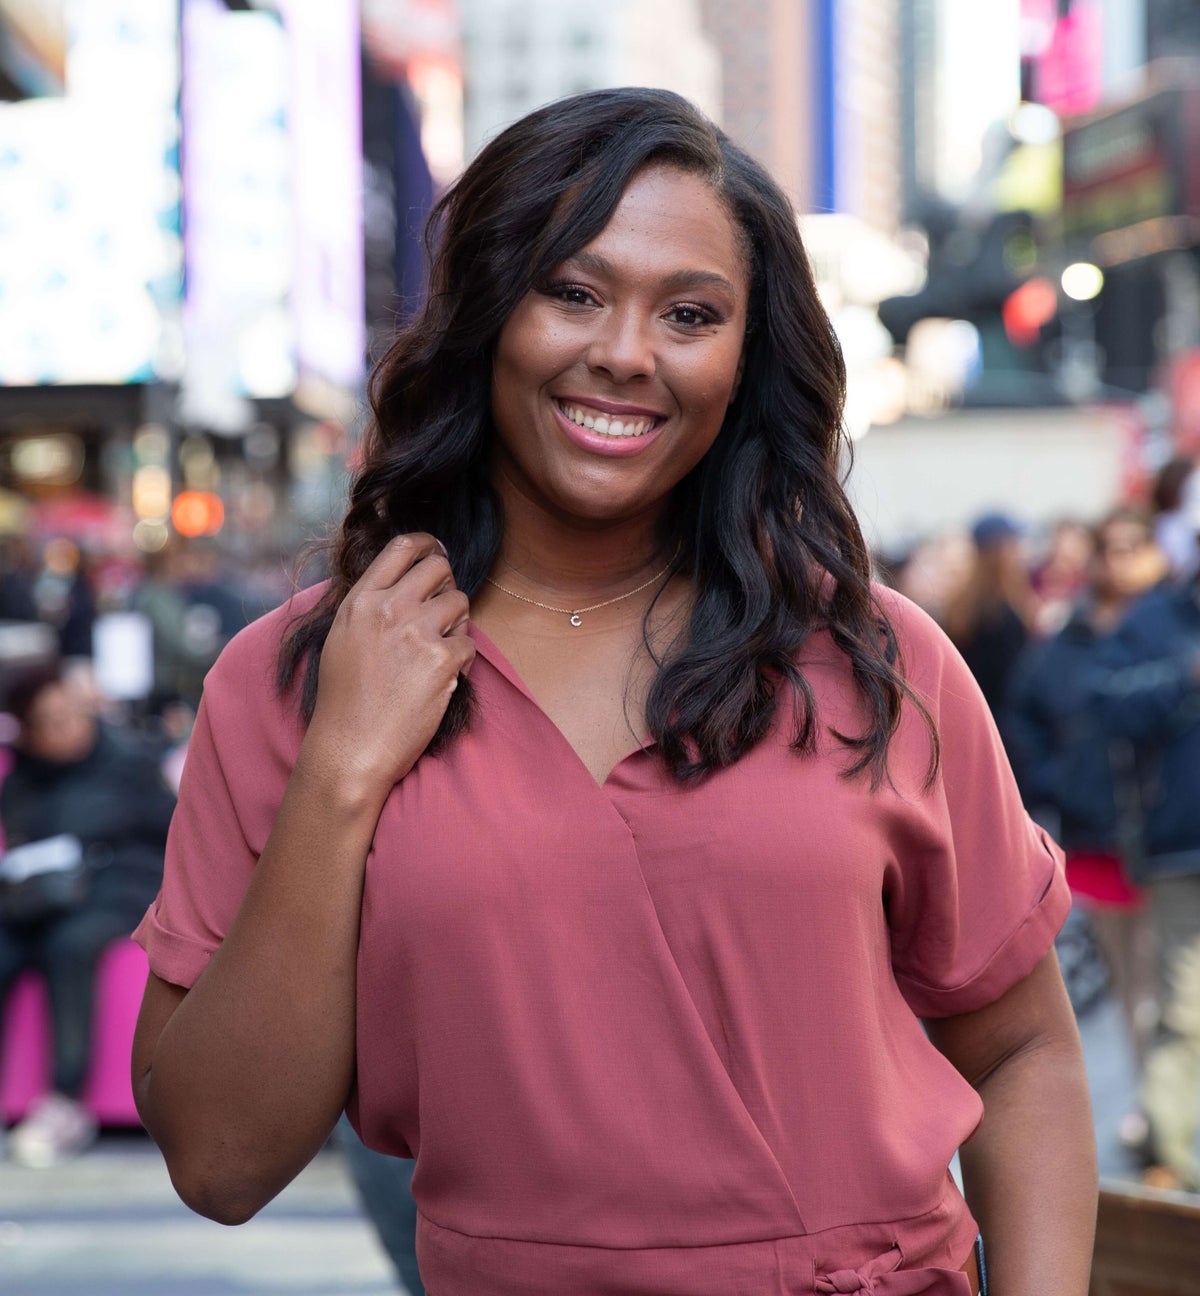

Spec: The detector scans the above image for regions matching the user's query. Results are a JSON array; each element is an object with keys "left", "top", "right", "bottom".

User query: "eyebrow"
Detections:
[{"left": 564, "top": 250, "right": 739, "bottom": 299}]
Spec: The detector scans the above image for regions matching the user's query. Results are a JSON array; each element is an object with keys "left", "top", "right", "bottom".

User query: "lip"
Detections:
[
  {"left": 555, "top": 394, "right": 668, "bottom": 419},
  {"left": 551, "top": 400, "right": 668, "bottom": 458}
]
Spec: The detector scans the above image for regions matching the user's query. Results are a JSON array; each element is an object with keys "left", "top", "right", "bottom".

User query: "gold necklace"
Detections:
[{"left": 484, "top": 556, "right": 676, "bottom": 627}]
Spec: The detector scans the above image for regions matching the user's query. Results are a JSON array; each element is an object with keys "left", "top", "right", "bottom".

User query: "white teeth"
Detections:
[{"left": 559, "top": 402, "right": 655, "bottom": 437}]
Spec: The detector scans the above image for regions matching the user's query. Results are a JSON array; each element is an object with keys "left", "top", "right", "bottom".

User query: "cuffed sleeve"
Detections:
[
  {"left": 131, "top": 588, "right": 316, "bottom": 989},
  {"left": 876, "top": 590, "right": 1071, "bottom": 1018}
]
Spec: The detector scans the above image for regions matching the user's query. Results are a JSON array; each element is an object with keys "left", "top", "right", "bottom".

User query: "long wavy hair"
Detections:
[{"left": 279, "top": 87, "right": 936, "bottom": 786}]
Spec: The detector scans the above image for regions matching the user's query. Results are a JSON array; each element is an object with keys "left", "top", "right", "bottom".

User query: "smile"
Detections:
[{"left": 554, "top": 400, "right": 661, "bottom": 439}]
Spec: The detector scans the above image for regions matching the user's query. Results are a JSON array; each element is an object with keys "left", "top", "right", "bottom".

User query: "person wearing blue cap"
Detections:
[{"left": 944, "top": 513, "right": 1034, "bottom": 723}]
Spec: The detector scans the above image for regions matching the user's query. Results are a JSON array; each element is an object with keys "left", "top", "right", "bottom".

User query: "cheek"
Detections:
[
  {"left": 495, "top": 309, "right": 578, "bottom": 390},
  {"left": 678, "top": 351, "right": 743, "bottom": 416}
]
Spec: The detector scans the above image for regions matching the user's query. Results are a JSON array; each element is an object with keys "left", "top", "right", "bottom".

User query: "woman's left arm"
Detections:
[{"left": 924, "top": 949, "right": 1097, "bottom": 1295}]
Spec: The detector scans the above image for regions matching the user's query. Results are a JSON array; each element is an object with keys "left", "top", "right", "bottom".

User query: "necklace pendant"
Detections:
[{"left": 569, "top": 612, "right": 583, "bottom": 627}]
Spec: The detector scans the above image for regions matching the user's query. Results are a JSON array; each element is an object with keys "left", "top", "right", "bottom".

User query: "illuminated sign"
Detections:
[
  {"left": 179, "top": 0, "right": 293, "bottom": 428},
  {"left": 1062, "top": 84, "right": 1198, "bottom": 245},
  {"left": 278, "top": 0, "right": 365, "bottom": 396},
  {"left": 0, "top": 0, "right": 181, "bottom": 386}
]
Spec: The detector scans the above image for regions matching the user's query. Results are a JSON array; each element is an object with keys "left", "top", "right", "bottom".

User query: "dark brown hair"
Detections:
[{"left": 279, "top": 87, "right": 935, "bottom": 785}]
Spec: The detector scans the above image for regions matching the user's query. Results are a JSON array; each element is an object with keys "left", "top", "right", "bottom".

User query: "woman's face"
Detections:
[{"left": 490, "top": 164, "right": 750, "bottom": 528}]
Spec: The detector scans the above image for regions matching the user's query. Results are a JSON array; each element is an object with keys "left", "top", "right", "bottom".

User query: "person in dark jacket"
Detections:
[
  {"left": 1090, "top": 540, "right": 1200, "bottom": 1192},
  {"left": 0, "top": 666, "right": 175, "bottom": 1166},
  {"left": 942, "top": 511, "right": 1035, "bottom": 722},
  {"left": 1007, "top": 510, "right": 1163, "bottom": 1059}
]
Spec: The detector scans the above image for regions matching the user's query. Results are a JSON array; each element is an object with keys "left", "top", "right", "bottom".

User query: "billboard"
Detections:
[
  {"left": 279, "top": 0, "right": 365, "bottom": 398},
  {"left": 1062, "top": 82, "right": 1200, "bottom": 246},
  {"left": 178, "top": 0, "right": 293, "bottom": 428},
  {"left": 180, "top": 0, "right": 364, "bottom": 428},
  {"left": 0, "top": 0, "right": 182, "bottom": 388}
]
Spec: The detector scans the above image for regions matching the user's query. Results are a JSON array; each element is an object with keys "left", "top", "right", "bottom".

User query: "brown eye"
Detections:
[
  {"left": 665, "top": 303, "right": 719, "bottom": 327},
  {"left": 545, "top": 283, "right": 596, "bottom": 307}
]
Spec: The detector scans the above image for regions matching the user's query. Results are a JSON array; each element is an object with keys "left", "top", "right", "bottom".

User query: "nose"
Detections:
[{"left": 585, "top": 306, "right": 656, "bottom": 384}]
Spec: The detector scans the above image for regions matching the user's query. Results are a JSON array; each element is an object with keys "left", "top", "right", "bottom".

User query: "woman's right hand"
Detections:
[
  {"left": 303, "top": 533, "right": 476, "bottom": 799},
  {"left": 133, "top": 535, "right": 471, "bottom": 1223}
]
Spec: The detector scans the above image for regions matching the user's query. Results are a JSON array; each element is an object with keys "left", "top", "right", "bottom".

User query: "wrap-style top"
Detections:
[{"left": 135, "top": 582, "right": 1068, "bottom": 1294}]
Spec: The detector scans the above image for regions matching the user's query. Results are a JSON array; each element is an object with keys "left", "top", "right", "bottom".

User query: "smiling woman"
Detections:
[
  {"left": 489, "top": 166, "right": 747, "bottom": 522},
  {"left": 130, "top": 88, "right": 1096, "bottom": 1296}
]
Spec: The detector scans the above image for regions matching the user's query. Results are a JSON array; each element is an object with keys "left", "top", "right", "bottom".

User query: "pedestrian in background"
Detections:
[
  {"left": 1007, "top": 509, "right": 1165, "bottom": 1063},
  {"left": 942, "top": 511, "right": 1035, "bottom": 723},
  {"left": 1090, "top": 491, "right": 1200, "bottom": 1192},
  {"left": 1029, "top": 518, "right": 1095, "bottom": 636},
  {"left": 0, "top": 666, "right": 175, "bottom": 1167},
  {"left": 0, "top": 536, "right": 38, "bottom": 624},
  {"left": 32, "top": 539, "right": 95, "bottom": 664},
  {"left": 1149, "top": 455, "right": 1199, "bottom": 581},
  {"left": 131, "top": 89, "right": 1094, "bottom": 1294}
]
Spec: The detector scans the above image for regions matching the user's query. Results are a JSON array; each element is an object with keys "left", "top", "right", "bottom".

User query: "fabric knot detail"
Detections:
[
  {"left": 816, "top": 1243, "right": 903, "bottom": 1293},
  {"left": 815, "top": 1243, "right": 976, "bottom": 1296},
  {"left": 816, "top": 1272, "right": 877, "bottom": 1294}
]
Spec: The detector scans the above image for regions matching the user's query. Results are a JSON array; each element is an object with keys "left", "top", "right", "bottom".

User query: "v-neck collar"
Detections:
[{"left": 466, "top": 621, "right": 657, "bottom": 790}]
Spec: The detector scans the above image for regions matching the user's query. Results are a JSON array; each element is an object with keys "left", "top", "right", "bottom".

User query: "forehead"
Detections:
[{"left": 572, "top": 164, "right": 748, "bottom": 287}]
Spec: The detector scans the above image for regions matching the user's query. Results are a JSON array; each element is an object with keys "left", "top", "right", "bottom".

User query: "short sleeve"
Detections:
[
  {"left": 877, "top": 588, "right": 1071, "bottom": 1018},
  {"left": 131, "top": 588, "right": 317, "bottom": 988}
]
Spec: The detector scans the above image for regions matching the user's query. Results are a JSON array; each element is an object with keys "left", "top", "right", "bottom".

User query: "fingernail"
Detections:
[{"left": 436, "top": 539, "right": 450, "bottom": 560}]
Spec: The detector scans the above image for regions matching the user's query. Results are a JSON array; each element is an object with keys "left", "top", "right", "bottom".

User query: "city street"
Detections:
[
  {"left": 0, "top": 1131, "right": 402, "bottom": 1295},
  {"left": 0, "top": 984, "right": 1177, "bottom": 1295}
]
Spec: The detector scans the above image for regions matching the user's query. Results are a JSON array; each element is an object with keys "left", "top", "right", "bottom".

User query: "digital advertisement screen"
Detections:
[
  {"left": 179, "top": 0, "right": 293, "bottom": 424},
  {"left": 0, "top": 0, "right": 182, "bottom": 387},
  {"left": 279, "top": 0, "right": 365, "bottom": 396}
]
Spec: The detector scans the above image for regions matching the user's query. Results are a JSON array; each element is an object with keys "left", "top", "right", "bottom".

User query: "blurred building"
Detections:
[
  {"left": 696, "top": 0, "right": 808, "bottom": 209},
  {"left": 696, "top": 0, "right": 902, "bottom": 232},
  {"left": 1041, "top": 0, "right": 1200, "bottom": 454},
  {"left": 457, "top": 0, "right": 719, "bottom": 157},
  {"left": 695, "top": 0, "right": 916, "bottom": 439},
  {"left": 852, "top": 0, "right": 1200, "bottom": 550},
  {"left": 361, "top": 0, "right": 463, "bottom": 327}
]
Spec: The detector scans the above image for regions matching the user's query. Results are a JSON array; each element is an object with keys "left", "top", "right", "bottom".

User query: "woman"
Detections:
[
  {"left": 1, "top": 667, "right": 174, "bottom": 1166},
  {"left": 132, "top": 90, "right": 1095, "bottom": 1294}
]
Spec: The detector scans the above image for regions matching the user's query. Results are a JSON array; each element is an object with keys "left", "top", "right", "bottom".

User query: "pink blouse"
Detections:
[{"left": 135, "top": 582, "right": 1068, "bottom": 1295}]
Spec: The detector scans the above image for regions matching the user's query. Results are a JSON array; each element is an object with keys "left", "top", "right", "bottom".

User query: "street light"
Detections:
[
  {"left": 1061, "top": 262, "right": 1105, "bottom": 302},
  {"left": 1058, "top": 264, "right": 1105, "bottom": 401}
]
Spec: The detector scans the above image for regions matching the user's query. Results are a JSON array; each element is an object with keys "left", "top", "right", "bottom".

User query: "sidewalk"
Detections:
[{"left": 0, "top": 1132, "right": 402, "bottom": 1295}]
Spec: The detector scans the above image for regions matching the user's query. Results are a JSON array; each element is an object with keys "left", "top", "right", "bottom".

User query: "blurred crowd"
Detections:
[
  {"left": 0, "top": 529, "right": 305, "bottom": 1167},
  {"left": 881, "top": 452, "right": 1200, "bottom": 1195},
  {"left": 0, "top": 530, "right": 302, "bottom": 721}
]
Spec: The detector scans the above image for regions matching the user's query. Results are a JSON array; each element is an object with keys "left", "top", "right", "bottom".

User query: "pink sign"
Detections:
[{"left": 1031, "top": 1, "right": 1104, "bottom": 118}]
